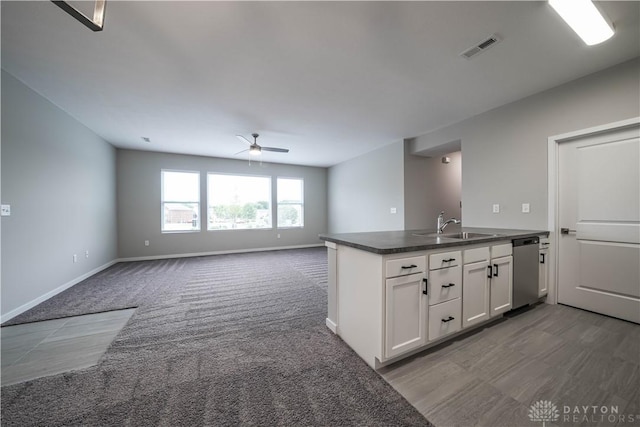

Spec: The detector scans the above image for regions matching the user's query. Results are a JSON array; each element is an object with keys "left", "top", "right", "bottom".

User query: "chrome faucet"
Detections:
[{"left": 437, "top": 211, "right": 461, "bottom": 234}]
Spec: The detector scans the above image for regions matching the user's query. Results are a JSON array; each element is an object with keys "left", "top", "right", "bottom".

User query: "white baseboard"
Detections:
[
  {"left": 117, "top": 243, "right": 325, "bottom": 262},
  {"left": 326, "top": 318, "right": 338, "bottom": 334},
  {"left": 1, "top": 260, "right": 118, "bottom": 324}
]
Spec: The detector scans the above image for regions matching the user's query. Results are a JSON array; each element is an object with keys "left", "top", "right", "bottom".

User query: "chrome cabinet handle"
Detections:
[{"left": 560, "top": 228, "right": 576, "bottom": 235}]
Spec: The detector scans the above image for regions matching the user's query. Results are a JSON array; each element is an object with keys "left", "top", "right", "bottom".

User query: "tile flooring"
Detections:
[
  {"left": 379, "top": 303, "right": 640, "bottom": 427},
  {"left": 1, "top": 308, "right": 135, "bottom": 386}
]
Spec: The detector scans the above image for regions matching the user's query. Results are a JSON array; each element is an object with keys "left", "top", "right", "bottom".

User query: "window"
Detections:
[
  {"left": 277, "top": 178, "right": 304, "bottom": 228},
  {"left": 161, "top": 170, "right": 200, "bottom": 232},
  {"left": 208, "top": 174, "right": 272, "bottom": 230}
]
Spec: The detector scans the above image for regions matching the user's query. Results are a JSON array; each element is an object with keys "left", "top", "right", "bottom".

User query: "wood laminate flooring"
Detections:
[
  {"left": 379, "top": 303, "right": 640, "bottom": 427},
  {"left": 1, "top": 308, "right": 135, "bottom": 386}
]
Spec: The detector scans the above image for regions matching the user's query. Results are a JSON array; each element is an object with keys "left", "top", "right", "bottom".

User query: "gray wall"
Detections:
[
  {"left": 404, "top": 145, "right": 461, "bottom": 231},
  {"left": 327, "top": 142, "right": 404, "bottom": 233},
  {"left": 410, "top": 58, "right": 640, "bottom": 230},
  {"left": 117, "top": 149, "right": 327, "bottom": 258},
  {"left": 1, "top": 71, "right": 118, "bottom": 316}
]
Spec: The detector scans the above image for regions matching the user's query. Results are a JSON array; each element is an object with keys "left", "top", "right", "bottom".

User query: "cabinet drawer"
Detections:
[
  {"left": 386, "top": 255, "right": 426, "bottom": 278},
  {"left": 429, "top": 251, "right": 461, "bottom": 270},
  {"left": 428, "top": 266, "right": 462, "bottom": 305},
  {"left": 463, "top": 247, "right": 490, "bottom": 264},
  {"left": 491, "top": 243, "right": 512, "bottom": 258},
  {"left": 428, "top": 298, "right": 462, "bottom": 342}
]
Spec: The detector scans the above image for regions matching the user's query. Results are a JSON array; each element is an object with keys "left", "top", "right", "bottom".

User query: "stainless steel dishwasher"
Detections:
[{"left": 512, "top": 236, "right": 540, "bottom": 309}]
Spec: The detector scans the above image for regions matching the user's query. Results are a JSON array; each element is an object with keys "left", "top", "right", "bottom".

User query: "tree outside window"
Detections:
[
  {"left": 277, "top": 178, "right": 304, "bottom": 228},
  {"left": 208, "top": 174, "right": 272, "bottom": 230}
]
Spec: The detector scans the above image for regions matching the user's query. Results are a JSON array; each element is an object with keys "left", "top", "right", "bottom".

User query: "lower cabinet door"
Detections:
[
  {"left": 490, "top": 255, "right": 513, "bottom": 317},
  {"left": 462, "top": 260, "right": 490, "bottom": 328},
  {"left": 428, "top": 298, "right": 462, "bottom": 342},
  {"left": 385, "top": 272, "right": 427, "bottom": 359},
  {"left": 539, "top": 249, "right": 549, "bottom": 297}
]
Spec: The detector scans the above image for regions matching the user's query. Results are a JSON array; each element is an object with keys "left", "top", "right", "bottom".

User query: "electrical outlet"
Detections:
[
  {"left": 390, "top": 207, "right": 397, "bottom": 214},
  {"left": 1, "top": 204, "right": 10, "bottom": 216},
  {"left": 144, "top": 240, "right": 149, "bottom": 246},
  {"left": 85, "top": 250, "right": 89, "bottom": 258},
  {"left": 73, "top": 254, "right": 77, "bottom": 263},
  {"left": 522, "top": 203, "right": 530, "bottom": 213},
  {"left": 492, "top": 204, "right": 500, "bottom": 213}
]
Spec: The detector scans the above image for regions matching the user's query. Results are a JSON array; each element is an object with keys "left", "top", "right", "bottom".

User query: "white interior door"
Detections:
[{"left": 558, "top": 123, "right": 640, "bottom": 323}]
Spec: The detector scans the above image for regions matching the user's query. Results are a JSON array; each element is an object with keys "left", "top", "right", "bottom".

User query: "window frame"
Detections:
[
  {"left": 161, "top": 169, "right": 201, "bottom": 233},
  {"left": 276, "top": 176, "right": 304, "bottom": 229},
  {"left": 206, "top": 172, "right": 273, "bottom": 231}
]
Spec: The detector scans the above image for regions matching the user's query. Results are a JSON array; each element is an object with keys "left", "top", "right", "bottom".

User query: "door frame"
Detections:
[{"left": 546, "top": 117, "right": 640, "bottom": 305}]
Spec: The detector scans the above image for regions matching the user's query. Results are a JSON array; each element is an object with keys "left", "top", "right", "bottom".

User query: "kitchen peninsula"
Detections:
[{"left": 319, "top": 228, "right": 549, "bottom": 369}]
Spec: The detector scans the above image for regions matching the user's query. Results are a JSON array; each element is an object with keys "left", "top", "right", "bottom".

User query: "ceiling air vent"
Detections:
[{"left": 460, "top": 34, "right": 501, "bottom": 59}]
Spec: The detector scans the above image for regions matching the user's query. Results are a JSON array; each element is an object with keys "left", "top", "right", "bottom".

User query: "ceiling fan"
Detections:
[{"left": 235, "top": 133, "right": 289, "bottom": 157}]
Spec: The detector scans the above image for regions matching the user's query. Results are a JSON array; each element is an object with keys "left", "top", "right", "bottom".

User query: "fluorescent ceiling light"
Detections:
[{"left": 549, "top": 0, "right": 614, "bottom": 46}]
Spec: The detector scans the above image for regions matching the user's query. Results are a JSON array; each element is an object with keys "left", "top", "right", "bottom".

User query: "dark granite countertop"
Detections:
[{"left": 319, "top": 227, "right": 549, "bottom": 255}]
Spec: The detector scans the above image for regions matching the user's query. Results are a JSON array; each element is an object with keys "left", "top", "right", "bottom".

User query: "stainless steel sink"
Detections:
[
  {"left": 412, "top": 232, "right": 502, "bottom": 240},
  {"left": 440, "top": 232, "right": 499, "bottom": 239}
]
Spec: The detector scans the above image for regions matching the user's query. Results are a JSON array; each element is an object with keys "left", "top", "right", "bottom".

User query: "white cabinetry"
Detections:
[
  {"left": 539, "top": 239, "right": 549, "bottom": 297},
  {"left": 462, "top": 247, "right": 491, "bottom": 328},
  {"left": 384, "top": 257, "right": 427, "bottom": 359},
  {"left": 490, "top": 244, "right": 513, "bottom": 317},
  {"left": 331, "top": 236, "right": 527, "bottom": 369},
  {"left": 427, "top": 251, "right": 462, "bottom": 341},
  {"left": 428, "top": 265, "right": 462, "bottom": 305}
]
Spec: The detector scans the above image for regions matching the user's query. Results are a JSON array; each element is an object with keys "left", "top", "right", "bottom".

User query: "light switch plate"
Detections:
[
  {"left": 492, "top": 204, "right": 500, "bottom": 213},
  {"left": 1, "top": 204, "right": 10, "bottom": 216},
  {"left": 390, "top": 207, "right": 397, "bottom": 214},
  {"left": 522, "top": 203, "right": 530, "bottom": 213}
]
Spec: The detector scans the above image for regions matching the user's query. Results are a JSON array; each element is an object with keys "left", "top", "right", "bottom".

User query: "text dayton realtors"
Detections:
[{"left": 562, "top": 405, "right": 636, "bottom": 424}]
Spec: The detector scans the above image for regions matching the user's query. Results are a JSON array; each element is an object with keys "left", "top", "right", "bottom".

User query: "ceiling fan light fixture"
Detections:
[
  {"left": 249, "top": 145, "right": 262, "bottom": 156},
  {"left": 51, "top": 0, "right": 106, "bottom": 32},
  {"left": 549, "top": 0, "right": 614, "bottom": 46}
]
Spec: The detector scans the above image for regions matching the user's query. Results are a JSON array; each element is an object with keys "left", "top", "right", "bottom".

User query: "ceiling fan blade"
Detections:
[
  {"left": 236, "top": 135, "right": 252, "bottom": 145},
  {"left": 261, "top": 147, "right": 289, "bottom": 153},
  {"left": 234, "top": 148, "right": 249, "bottom": 155}
]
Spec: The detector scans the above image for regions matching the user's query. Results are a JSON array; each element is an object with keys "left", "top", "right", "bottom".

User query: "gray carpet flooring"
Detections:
[{"left": 1, "top": 248, "right": 433, "bottom": 426}]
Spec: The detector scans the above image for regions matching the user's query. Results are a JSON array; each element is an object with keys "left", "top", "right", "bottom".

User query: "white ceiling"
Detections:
[{"left": 2, "top": 1, "right": 639, "bottom": 167}]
